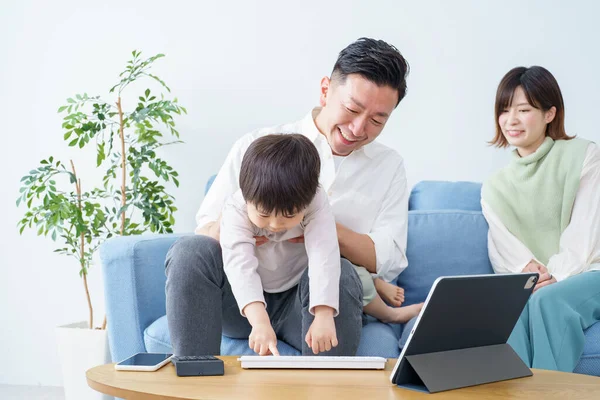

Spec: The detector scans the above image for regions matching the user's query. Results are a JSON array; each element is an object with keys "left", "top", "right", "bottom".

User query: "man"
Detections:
[{"left": 166, "top": 37, "right": 411, "bottom": 356}]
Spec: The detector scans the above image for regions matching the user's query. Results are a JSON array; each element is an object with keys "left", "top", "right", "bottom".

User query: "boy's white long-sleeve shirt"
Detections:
[
  {"left": 220, "top": 187, "right": 340, "bottom": 316},
  {"left": 196, "top": 108, "right": 409, "bottom": 283},
  {"left": 482, "top": 143, "right": 600, "bottom": 281}
]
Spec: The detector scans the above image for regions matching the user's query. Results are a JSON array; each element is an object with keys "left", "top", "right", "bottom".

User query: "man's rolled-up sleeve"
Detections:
[{"left": 366, "top": 161, "right": 408, "bottom": 282}]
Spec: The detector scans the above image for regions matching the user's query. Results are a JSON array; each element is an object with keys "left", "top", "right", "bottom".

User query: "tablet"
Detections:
[
  {"left": 115, "top": 352, "right": 173, "bottom": 371},
  {"left": 390, "top": 273, "right": 537, "bottom": 387}
]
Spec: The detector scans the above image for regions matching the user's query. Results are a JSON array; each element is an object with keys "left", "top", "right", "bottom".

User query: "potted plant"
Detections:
[{"left": 17, "top": 50, "right": 186, "bottom": 400}]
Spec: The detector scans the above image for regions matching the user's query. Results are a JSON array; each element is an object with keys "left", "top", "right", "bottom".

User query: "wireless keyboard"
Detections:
[{"left": 238, "top": 355, "right": 387, "bottom": 370}]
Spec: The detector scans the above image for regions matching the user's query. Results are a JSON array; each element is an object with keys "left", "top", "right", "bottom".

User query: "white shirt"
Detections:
[
  {"left": 196, "top": 108, "right": 409, "bottom": 282},
  {"left": 482, "top": 143, "right": 600, "bottom": 282},
  {"left": 220, "top": 187, "right": 340, "bottom": 316}
]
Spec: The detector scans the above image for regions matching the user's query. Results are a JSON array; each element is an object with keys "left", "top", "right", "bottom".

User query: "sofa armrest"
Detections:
[{"left": 100, "top": 233, "right": 191, "bottom": 362}]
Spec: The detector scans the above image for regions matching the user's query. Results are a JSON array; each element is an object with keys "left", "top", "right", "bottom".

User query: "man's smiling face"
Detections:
[{"left": 315, "top": 73, "right": 399, "bottom": 156}]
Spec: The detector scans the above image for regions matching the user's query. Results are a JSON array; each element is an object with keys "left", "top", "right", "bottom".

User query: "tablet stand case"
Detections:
[
  {"left": 393, "top": 274, "right": 537, "bottom": 394},
  {"left": 398, "top": 343, "right": 532, "bottom": 393}
]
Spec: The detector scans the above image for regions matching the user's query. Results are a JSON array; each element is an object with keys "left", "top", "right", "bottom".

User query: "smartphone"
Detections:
[{"left": 114, "top": 352, "right": 173, "bottom": 371}]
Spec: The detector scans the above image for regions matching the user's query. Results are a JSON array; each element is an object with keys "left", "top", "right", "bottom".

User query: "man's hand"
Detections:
[
  {"left": 287, "top": 235, "right": 305, "bottom": 244},
  {"left": 248, "top": 322, "right": 280, "bottom": 356},
  {"left": 305, "top": 306, "right": 338, "bottom": 354},
  {"left": 254, "top": 236, "right": 269, "bottom": 246},
  {"left": 195, "top": 215, "right": 222, "bottom": 241}
]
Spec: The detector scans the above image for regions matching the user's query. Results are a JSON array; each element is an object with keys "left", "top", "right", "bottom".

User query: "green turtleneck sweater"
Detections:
[{"left": 482, "top": 137, "right": 590, "bottom": 265}]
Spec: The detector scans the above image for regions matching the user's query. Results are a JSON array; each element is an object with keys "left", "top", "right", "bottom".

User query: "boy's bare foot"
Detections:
[
  {"left": 374, "top": 278, "right": 404, "bottom": 307},
  {"left": 380, "top": 303, "right": 424, "bottom": 324}
]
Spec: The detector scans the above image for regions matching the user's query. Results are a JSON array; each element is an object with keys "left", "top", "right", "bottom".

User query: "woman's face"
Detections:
[{"left": 498, "top": 86, "right": 556, "bottom": 157}]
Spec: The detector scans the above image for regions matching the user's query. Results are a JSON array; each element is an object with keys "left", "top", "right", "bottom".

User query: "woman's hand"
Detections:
[
  {"left": 522, "top": 259, "right": 556, "bottom": 292},
  {"left": 522, "top": 259, "right": 547, "bottom": 274},
  {"left": 533, "top": 273, "right": 557, "bottom": 292}
]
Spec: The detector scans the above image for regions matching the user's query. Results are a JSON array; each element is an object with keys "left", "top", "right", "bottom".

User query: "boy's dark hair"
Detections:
[
  {"left": 239, "top": 134, "right": 320, "bottom": 216},
  {"left": 332, "top": 37, "right": 410, "bottom": 106}
]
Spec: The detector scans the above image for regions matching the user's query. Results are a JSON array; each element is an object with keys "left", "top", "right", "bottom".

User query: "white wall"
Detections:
[{"left": 1, "top": 0, "right": 599, "bottom": 386}]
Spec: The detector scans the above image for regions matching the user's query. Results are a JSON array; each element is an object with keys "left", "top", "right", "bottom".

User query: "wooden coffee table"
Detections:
[{"left": 87, "top": 356, "right": 600, "bottom": 399}]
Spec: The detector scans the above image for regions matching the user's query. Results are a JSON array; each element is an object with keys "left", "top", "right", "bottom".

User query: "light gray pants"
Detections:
[{"left": 165, "top": 235, "right": 363, "bottom": 356}]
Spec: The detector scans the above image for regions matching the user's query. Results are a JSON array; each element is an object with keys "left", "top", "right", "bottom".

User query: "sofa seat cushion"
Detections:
[
  {"left": 144, "top": 315, "right": 402, "bottom": 358},
  {"left": 575, "top": 321, "right": 600, "bottom": 375}
]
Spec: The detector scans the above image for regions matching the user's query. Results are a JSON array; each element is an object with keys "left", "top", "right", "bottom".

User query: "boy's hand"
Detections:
[
  {"left": 305, "top": 306, "right": 338, "bottom": 354},
  {"left": 249, "top": 322, "right": 280, "bottom": 356}
]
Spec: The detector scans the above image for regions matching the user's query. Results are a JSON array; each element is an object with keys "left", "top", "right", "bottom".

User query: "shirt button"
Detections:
[{"left": 328, "top": 191, "right": 333, "bottom": 196}]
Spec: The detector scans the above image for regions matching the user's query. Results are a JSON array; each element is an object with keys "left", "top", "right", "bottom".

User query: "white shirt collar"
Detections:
[{"left": 302, "top": 107, "right": 375, "bottom": 159}]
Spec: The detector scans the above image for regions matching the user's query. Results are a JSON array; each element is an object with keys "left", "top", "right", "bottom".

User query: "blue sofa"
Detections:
[{"left": 100, "top": 181, "right": 600, "bottom": 375}]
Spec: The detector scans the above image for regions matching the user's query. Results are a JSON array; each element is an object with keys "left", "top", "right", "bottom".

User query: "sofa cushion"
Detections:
[
  {"left": 356, "top": 321, "right": 401, "bottom": 358},
  {"left": 398, "top": 210, "right": 494, "bottom": 306},
  {"left": 145, "top": 315, "right": 402, "bottom": 358},
  {"left": 575, "top": 321, "right": 600, "bottom": 375},
  {"left": 409, "top": 181, "right": 482, "bottom": 211}
]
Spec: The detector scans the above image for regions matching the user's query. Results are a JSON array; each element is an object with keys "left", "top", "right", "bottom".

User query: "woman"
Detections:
[{"left": 481, "top": 66, "right": 600, "bottom": 372}]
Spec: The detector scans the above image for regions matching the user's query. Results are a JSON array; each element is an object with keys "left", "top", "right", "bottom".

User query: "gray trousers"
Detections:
[{"left": 165, "top": 235, "right": 363, "bottom": 356}]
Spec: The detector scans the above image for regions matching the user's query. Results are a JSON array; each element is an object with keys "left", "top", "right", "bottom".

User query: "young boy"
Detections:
[
  {"left": 221, "top": 133, "right": 421, "bottom": 356},
  {"left": 220, "top": 133, "right": 339, "bottom": 356}
]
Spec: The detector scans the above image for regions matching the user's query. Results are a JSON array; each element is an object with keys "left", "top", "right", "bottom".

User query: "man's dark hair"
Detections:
[
  {"left": 239, "top": 134, "right": 320, "bottom": 216},
  {"left": 332, "top": 37, "right": 410, "bottom": 106}
]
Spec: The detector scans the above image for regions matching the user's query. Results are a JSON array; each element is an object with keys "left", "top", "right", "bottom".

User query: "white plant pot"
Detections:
[{"left": 55, "top": 321, "right": 113, "bottom": 400}]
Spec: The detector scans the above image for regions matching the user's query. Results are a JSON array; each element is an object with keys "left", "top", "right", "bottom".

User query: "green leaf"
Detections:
[
  {"left": 96, "top": 142, "right": 106, "bottom": 167},
  {"left": 68, "top": 138, "right": 78, "bottom": 147},
  {"left": 58, "top": 106, "right": 68, "bottom": 113}
]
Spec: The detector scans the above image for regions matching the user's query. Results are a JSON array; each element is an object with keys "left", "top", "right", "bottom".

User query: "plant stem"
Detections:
[
  {"left": 117, "top": 97, "right": 126, "bottom": 236},
  {"left": 70, "top": 160, "right": 94, "bottom": 330},
  {"left": 83, "top": 273, "right": 93, "bottom": 329}
]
